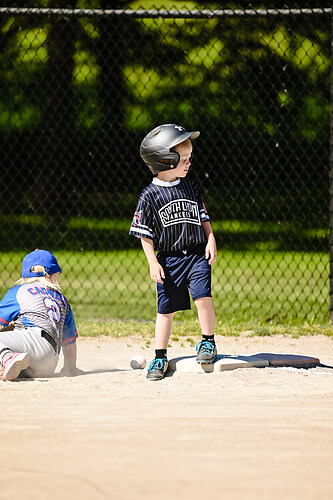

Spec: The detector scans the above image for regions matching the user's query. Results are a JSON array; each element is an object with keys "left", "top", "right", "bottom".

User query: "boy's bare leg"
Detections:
[
  {"left": 195, "top": 297, "right": 215, "bottom": 335},
  {"left": 194, "top": 297, "right": 217, "bottom": 364},
  {"left": 155, "top": 312, "right": 175, "bottom": 349}
]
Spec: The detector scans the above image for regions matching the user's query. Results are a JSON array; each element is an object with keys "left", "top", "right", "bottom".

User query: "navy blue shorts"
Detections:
[{"left": 156, "top": 245, "right": 212, "bottom": 314}]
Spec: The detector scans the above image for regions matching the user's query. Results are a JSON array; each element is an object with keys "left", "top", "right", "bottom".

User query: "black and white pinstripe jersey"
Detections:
[{"left": 129, "top": 177, "right": 210, "bottom": 252}]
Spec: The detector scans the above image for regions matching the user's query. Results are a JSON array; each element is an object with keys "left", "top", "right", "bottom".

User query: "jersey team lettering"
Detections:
[
  {"left": 27, "top": 285, "right": 66, "bottom": 305},
  {"left": 158, "top": 199, "right": 200, "bottom": 227}
]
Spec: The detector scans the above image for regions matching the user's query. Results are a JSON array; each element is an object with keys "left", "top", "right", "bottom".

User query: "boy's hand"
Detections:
[
  {"left": 150, "top": 262, "right": 165, "bottom": 283},
  {"left": 205, "top": 234, "right": 217, "bottom": 265}
]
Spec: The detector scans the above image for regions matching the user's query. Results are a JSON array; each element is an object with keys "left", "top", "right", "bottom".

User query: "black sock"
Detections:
[
  {"left": 155, "top": 349, "right": 167, "bottom": 360},
  {"left": 202, "top": 335, "right": 215, "bottom": 344}
]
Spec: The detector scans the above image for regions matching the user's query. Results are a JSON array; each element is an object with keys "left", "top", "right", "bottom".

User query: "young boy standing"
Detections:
[{"left": 130, "top": 124, "right": 217, "bottom": 381}]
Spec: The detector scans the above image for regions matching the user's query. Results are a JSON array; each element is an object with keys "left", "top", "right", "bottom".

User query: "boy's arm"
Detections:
[
  {"left": 141, "top": 237, "right": 165, "bottom": 283},
  {"left": 202, "top": 221, "right": 217, "bottom": 265}
]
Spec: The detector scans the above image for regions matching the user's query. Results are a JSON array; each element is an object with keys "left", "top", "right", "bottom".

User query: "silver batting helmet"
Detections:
[{"left": 140, "top": 123, "right": 200, "bottom": 175}]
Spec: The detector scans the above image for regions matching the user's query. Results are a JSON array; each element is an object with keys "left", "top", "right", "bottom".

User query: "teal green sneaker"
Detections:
[
  {"left": 146, "top": 358, "right": 168, "bottom": 381},
  {"left": 196, "top": 341, "right": 217, "bottom": 364}
]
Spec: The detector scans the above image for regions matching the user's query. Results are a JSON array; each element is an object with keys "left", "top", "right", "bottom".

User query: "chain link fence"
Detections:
[{"left": 0, "top": 4, "right": 331, "bottom": 324}]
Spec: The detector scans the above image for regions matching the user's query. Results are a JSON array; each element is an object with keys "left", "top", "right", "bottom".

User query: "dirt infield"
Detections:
[{"left": 1, "top": 333, "right": 333, "bottom": 500}]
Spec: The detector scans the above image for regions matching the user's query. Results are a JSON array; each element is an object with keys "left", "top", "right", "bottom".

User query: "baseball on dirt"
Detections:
[{"left": 130, "top": 355, "right": 146, "bottom": 370}]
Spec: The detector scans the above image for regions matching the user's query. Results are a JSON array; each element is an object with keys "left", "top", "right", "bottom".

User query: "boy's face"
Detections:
[{"left": 158, "top": 142, "right": 193, "bottom": 181}]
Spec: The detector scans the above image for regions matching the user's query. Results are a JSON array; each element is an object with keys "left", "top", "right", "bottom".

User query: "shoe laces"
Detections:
[
  {"left": 196, "top": 340, "right": 215, "bottom": 353},
  {"left": 148, "top": 358, "right": 166, "bottom": 371}
]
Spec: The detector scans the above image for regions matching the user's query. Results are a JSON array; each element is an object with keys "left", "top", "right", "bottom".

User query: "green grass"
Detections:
[
  {"left": 0, "top": 248, "right": 331, "bottom": 337},
  {"left": 75, "top": 318, "right": 333, "bottom": 340}
]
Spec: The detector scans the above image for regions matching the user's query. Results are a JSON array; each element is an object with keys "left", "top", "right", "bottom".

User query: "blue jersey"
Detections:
[
  {"left": 0, "top": 282, "right": 78, "bottom": 346},
  {"left": 129, "top": 177, "right": 210, "bottom": 252}
]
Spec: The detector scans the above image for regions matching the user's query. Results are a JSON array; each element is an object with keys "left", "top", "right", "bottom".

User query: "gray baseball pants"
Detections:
[{"left": 0, "top": 326, "right": 59, "bottom": 377}]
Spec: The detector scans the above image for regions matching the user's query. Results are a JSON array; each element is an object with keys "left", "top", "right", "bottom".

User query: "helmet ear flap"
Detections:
[
  {"left": 169, "top": 151, "right": 180, "bottom": 169},
  {"left": 155, "top": 151, "right": 180, "bottom": 172}
]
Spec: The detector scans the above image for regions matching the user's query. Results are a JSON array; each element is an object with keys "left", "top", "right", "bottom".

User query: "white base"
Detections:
[{"left": 168, "top": 354, "right": 269, "bottom": 373}]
